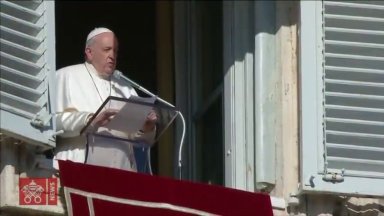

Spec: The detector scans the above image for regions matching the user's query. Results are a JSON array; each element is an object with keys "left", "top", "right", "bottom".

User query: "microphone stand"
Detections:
[{"left": 113, "top": 71, "right": 186, "bottom": 180}]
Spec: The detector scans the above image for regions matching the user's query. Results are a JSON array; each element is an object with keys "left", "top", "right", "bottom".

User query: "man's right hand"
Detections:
[{"left": 90, "top": 109, "right": 118, "bottom": 128}]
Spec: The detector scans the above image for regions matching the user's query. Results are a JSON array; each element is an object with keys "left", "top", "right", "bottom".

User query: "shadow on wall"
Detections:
[{"left": 226, "top": 1, "right": 299, "bottom": 67}]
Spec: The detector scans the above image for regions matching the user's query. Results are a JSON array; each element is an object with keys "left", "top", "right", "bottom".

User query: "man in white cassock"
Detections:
[{"left": 54, "top": 27, "right": 157, "bottom": 172}]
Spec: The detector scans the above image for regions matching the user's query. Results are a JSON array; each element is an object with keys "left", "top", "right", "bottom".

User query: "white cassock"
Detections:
[{"left": 54, "top": 61, "right": 156, "bottom": 171}]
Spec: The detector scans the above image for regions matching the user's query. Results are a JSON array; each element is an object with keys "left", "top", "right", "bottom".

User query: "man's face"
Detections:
[{"left": 86, "top": 32, "right": 118, "bottom": 76}]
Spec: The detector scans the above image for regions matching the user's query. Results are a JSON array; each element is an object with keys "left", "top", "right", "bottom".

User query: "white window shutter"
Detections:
[
  {"left": 0, "top": 0, "right": 56, "bottom": 147},
  {"left": 300, "top": 0, "right": 384, "bottom": 197}
]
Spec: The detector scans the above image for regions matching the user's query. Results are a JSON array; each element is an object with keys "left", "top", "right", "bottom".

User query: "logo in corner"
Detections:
[{"left": 19, "top": 178, "right": 58, "bottom": 205}]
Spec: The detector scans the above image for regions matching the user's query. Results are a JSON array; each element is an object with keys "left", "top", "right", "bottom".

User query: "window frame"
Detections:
[
  {"left": 174, "top": 1, "right": 255, "bottom": 190},
  {"left": 223, "top": 1, "right": 255, "bottom": 191},
  {"left": 174, "top": 1, "right": 225, "bottom": 184}
]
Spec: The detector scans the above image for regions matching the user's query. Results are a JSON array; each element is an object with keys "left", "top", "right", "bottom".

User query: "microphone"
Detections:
[{"left": 113, "top": 70, "right": 186, "bottom": 180}]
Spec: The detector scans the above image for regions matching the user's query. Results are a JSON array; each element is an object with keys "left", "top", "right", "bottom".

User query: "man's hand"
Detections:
[
  {"left": 90, "top": 109, "right": 118, "bottom": 128},
  {"left": 141, "top": 110, "right": 157, "bottom": 132}
]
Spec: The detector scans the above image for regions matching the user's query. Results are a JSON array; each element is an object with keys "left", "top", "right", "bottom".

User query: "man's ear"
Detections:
[{"left": 85, "top": 47, "right": 92, "bottom": 60}]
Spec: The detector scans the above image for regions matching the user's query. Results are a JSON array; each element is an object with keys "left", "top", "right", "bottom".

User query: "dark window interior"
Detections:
[{"left": 196, "top": 1, "right": 224, "bottom": 186}]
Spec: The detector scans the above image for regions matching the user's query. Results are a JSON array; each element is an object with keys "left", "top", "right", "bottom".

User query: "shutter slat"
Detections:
[
  {"left": 326, "top": 92, "right": 384, "bottom": 99},
  {"left": 326, "top": 117, "right": 384, "bottom": 126},
  {"left": 326, "top": 27, "right": 384, "bottom": 44},
  {"left": 325, "top": 15, "right": 384, "bottom": 32},
  {"left": 327, "top": 157, "right": 384, "bottom": 177},
  {"left": 325, "top": 1, "right": 384, "bottom": 10},
  {"left": 326, "top": 27, "right": 384, "bottom": 35},
  {"left": 325, "top": 78, "right": 384, "bottom": 87},
  {"left": 326, "top": 105, "right": 384, "bottom": 123},
  {"left": 0, "top": 65, "right": 43, "bottom": 87},
  {"left": 326, "top": 14, "right": 384, "bottom": 22},
  {"left": 327, "top": 130, "right": 384, "bottom": 139},
  {"left": 0, "top": 78, "right": 43, "bottom": 99},
  {"left": 325, "top": 40, "right": 384, "bottom": 57},
  {"left": 326, "top": 93, "right": 384, "bottom": 110},
  {"left": 0, "top": 103, "right": 35, "bottom": 119},
  {"left": 327, "top": 143, "right": 384, "bottom": 166},
  {"left": 326, "top": 53, "right": 384, "bottom": 61},
  {"left": 325, "top": 79, "right": 384, "bottom": 96},
  {"left": 327, "top": 121, "right": 384, "bottom": 135},
  {"left": 325, "top": 2, "right": 384, "bottom": 20},
  {"left": 344, "top": 1, "right": 384, "bottom": 6},
  {"left": 1, "top": 39, "right": 44, "bottom": 62},
  {"left": 0, "top": 26, "right": 43, "bottom": 49},
  {"left": 325, "top": 54, "right": 384, "bottom": 71},
  {"left": 1, "top": 91, "right": 42, "bottom": 110},
  {"left": 326, "top": 105, "right": 384, "bottom": 113},
  {"left": 0, "top": 52, "right": 44, "bottom": 73},
  {"left": 0, "top": 13, "right": 43, "bottom": 36},
  {"left": 326, "top": 40, "right": 384, "bottom": 48},
  {"left": 326, "top": 66, "right": 384, "bottom": 83},
  {"left": 325, "top": 66, "right": 384, "bottom": 74},
  {"left": 0, "top": 1, "right": 42, "bottom": 23},
  {"left": 328, "top": 143, "right": 384, "bottom": 153},
  {"left": 327, "top": 133, "right": 384, "bottom": 149},
  {"left": 11, "top": 0, "right": 42, "bottom": 11},
  {"left": 328, "top": 157, "right": 384, "bottom": 168}
]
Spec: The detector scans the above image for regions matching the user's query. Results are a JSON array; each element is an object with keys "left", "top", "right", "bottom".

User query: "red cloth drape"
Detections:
[{"left": 58, "top": 160, "right": 273, "bottom": 216}]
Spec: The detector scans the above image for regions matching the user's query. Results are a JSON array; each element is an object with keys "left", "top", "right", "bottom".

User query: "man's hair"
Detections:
[{"left": 84, "top": 37, "right": 96, "bottom": 62}]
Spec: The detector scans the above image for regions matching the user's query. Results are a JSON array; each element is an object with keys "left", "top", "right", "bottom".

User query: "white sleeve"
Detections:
[{"left": 56, "top": 70, "right": 92, "bottom": 138}]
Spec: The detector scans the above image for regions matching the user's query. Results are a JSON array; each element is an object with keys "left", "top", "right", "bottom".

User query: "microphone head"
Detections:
[{"left": 113, "top": 70, "right": 122, "bottom": 79}]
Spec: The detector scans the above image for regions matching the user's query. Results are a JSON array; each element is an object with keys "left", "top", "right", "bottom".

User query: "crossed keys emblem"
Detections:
[{"left": 21, "top": 180, "right": 44, "bottom": 204}]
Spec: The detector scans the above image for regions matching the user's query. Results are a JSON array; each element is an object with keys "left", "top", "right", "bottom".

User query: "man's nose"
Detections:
[{"left": 108, "top": 53, "right": 116, "bottom": 61}]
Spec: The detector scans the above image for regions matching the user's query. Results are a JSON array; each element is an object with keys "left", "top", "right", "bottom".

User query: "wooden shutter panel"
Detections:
[
  {"left": 0, "top": 0, "right": 56, "bottom": 147},
  {"left": 300, "top": 1, "right": 384, "bottom": 197},
  {"left": 323, "top": 0, "right": 384, "bottom": 180}
]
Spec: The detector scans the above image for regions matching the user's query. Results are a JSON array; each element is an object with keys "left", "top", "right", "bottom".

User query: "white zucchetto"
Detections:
[{"left": 86, "top": 27, "right": 113, "bottom": 43}]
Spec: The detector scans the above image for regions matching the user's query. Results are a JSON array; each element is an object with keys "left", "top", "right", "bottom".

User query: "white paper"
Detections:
[{"left": 106, "top": 95, "right": 157, "bottom": 133}]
